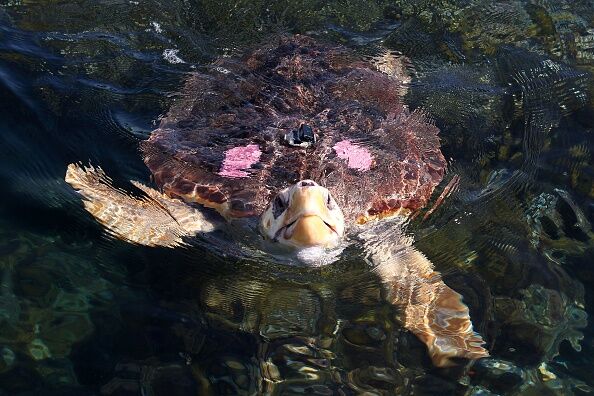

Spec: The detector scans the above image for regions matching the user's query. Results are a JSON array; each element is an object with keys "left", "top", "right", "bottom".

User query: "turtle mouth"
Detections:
[
  {"left": 278, "top": 214, "right": 339, "bottom": 246},
  {"left": 282, "top": 216, "right": 337, "bottom": 234},
  {"left": 274, "top": 216, "right": 335, "bottom": 240}
]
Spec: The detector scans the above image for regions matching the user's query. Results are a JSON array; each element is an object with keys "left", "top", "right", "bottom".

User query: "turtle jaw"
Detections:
[
  {"left": 283, "top": 215, "right": 338, "bottom": 247},
  {"left": 260, "top": 180, "right": 344, "bottom": 249}
]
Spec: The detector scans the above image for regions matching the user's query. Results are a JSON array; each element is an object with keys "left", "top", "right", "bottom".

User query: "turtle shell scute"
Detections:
[{"left": 141, "top": 35, "right": 446, "bottom": 222}]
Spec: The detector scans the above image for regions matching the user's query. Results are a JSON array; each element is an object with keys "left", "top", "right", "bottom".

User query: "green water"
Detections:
[{"left": 0, "top": 1, "right": 593, "bottom": 394}]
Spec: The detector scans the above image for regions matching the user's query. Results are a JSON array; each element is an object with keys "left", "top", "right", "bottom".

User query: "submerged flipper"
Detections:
[
  {"left": 65, "top": 163, "right": 215, "bottom": 247},
  {"left": 364, "top": 226, "right": 489, "bottom": 367},
  {"left": 398, "top": 260, "right": 488, "bottom": 367}
]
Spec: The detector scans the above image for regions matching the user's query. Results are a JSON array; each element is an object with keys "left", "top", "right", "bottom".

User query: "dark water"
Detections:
[{"left": 1, "top": 1, "right": 594, "bottom": 394}]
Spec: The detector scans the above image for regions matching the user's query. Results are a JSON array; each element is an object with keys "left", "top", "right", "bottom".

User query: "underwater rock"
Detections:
[
  {"left": 524, "top": 0, "right": 594, "bottom": 63},
  {"left": 0, "top": 347, "right": 15, "bottom": 374},
  {"left": 0, "top": 270, "right": 20, "bottom": 330},
  {"left": 457, "top": 2, "right": 532, "bottom": 54},
  {"left": 526, "top": 189, "right": 592, "bottom": 265},
  {"left": 391, "top": 0, "right": 594, "bottom": 64},
  {"left": 470, "top": 358, "right": 594, "bottom": 395},
  {"left": 259, "top": 288, "right": 323, "bottom": 340},
  {"left": 0, "top": 227, "right": 136, "bottom": 391},
  {"left": 345, "top": 366, "right": 405, "bottom": 394},
  {"left": 36, "top": 311, "right": 94, "bottom": 359},
  {"left": 28, "top": 339, "right": 51, "bottom": 361},
  {"left": 384, "top": 18, "right": 446, "bottom": 65},
  {"left": 16, "top": 266, "right": 59, "bottom": 308},
  {"left": 257, "top": 336, "right": 340, "bottom": 393},
  {"left": 100, "top": 358, "right": 199, "bottom": 395},
  {"left": 201, "top": 278, "right": 327, "bottom": 337},
  {"left": 32, "top": 358, "right": 78, "bottom": 389},
  {"left": 471, "top": 358, "right": 525, "bottom": 394},
  {"left": 494, "top": 284, "right": 587, "bottom": 363}
]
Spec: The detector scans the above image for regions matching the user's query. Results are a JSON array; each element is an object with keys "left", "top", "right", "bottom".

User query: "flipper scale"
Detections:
[
  {"left": 65, "top": 163, "right": 214, "bottom": 247},
  {"left": 365, "top": 224, "right": 489, "bottom": 367}
]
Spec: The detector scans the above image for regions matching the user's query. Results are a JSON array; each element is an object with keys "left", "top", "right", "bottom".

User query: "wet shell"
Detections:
[{"left": 141, "top": 35, "right": 446, "bottom": 222}]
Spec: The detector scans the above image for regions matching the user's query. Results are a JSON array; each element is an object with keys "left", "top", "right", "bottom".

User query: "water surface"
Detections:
[{"left": 0, "top": 1, "right": 593, "bottom": 394}]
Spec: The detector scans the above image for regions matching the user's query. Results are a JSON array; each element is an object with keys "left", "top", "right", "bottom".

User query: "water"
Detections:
[{"left": 0, "top": 1, "right": 593, "bottom": 394}]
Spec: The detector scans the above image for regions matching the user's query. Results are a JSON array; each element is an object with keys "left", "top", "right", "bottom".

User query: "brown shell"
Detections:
[{"left": 141, "top": 35, "right": 446, "bottom": 223}]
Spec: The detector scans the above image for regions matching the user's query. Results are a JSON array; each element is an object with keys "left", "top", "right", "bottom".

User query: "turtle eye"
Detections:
[
  {"left": 326, "top": 194, "right": 336, "bottom": 210},
  {"left": 272, "top": 195, "right": 287, "bottom": 218}
]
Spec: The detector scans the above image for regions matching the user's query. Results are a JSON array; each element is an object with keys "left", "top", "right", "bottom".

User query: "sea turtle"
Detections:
[{"left": 65, "top": 35, "right": 488, "bottom": 367}]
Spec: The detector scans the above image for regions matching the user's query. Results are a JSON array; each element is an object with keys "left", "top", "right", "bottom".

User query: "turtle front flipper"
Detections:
[
  {"left": 65, "top": 163, "right": 216, "bottom": 247},
  {"left": 399, "top": 267, "right": 489, "bottom": 367},
  {"left": 367, "top": 235, "right": 489, "bottom": 367}
]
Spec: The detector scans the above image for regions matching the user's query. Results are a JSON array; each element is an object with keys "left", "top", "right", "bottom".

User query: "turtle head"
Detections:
[{"left": 259, "top": 180, "right": 344, "bottom": 249}]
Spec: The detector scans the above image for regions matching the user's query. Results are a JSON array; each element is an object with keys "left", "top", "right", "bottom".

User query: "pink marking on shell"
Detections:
[
  {"left": 333, "top": 140, "right": 373, "bottom": 171},
  {"left": 218, "top": 144, "right": 262, "bottom": 178}
]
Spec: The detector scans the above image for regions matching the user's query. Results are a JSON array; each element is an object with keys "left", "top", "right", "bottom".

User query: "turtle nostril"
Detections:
[{"left": 299, "top": 180, "right": 317, "bottom": 187}]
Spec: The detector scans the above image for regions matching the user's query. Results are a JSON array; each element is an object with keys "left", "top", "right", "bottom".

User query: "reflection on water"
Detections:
[{"left": 1, "top": 0, "right": 594, "bottom": 394}]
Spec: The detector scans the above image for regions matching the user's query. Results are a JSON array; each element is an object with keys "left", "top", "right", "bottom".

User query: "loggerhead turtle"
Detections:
[{"left": 65, "top": 35, "right": 488, "bottom": 367}]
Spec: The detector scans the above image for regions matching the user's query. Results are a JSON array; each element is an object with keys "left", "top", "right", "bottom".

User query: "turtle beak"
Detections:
[{"left": 282, "top": 180, "right": 343, "bottom": 247}]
